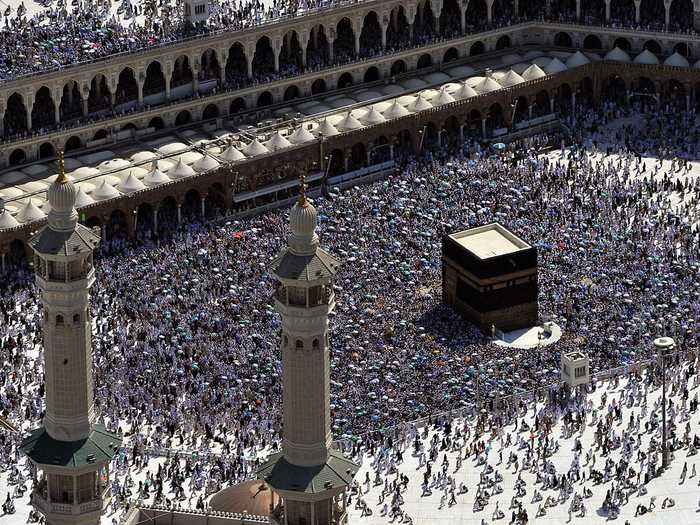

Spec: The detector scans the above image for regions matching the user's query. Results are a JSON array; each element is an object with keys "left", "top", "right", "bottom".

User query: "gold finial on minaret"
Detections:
[
  {"left": 56, "top": 151, "right": 68, "bottom": 184},
  {"left": 298, "top": 173, "right": 308, "bottom": 208}
]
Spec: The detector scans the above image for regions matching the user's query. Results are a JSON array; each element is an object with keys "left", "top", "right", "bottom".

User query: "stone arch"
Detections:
[
  {"left": 284, "top": 85, "right": 301, "bottom": 101},
  {"left": 390, "top": 60, "right": 407, "bottom": 76},
  {"left": 552, "top": 0, "right": 576, "bottom": 18},
  {"left": 9, "top": 148, "right": 26, "bottom": 165},
  {"left": 148, "top": 116, "right": 165, "bottom": 130},
  {"left": 311, "top": 79, "right": 327, "bottom": 94},
  {"left": 182, "top": 188, "right": 202, "bottom": 219},
  {"left": 613, "top": 0, "right": 636, "bottom": 26},
  {"left": 335, "top": 18, "right": 356, "bottom": 60},
  {"left": 116, "top": 67, "right": 138, "bottom": 106},
  {"left": 439, "top": 0, "right": 461, "bottom": 37},
  {"left": 492, "top": 0, "right": 513, "bottom": 20},
  {"left": 469, "top": 41, "right": 485, "bottom": 56},
  {"left": 6, "top": 239, "right": 27, "bottom": 269},
  {"left": 328, "top": 148, "right": 344, "bottom": 176},
  {"left": 665, "top": 78, "right": 685, "bottom": 106},
  {"left": 670, "top": 0, "right": 693, "bottom": 30},
  {"left": 122, "top": 122, "right": 137, "bottom": 132},
  {"left": 443, "top": 47, "right": 459, "bottom": 63},
  {"left": 59, "top": 81, "right": 82, "bottom": 121},
  {"left": 92, "top": 129, "right": 108, "bottom": 140},
  {"left": 512, "top": 95, "right": 529, "bottom": 123},
  {"left": 465, "top": 0, "right": 487, "bottom": 29},
  {"left": 387, "top": 6, "right": 410, "bottom": 49},
  {"left": 3, "top": 92, "right": 27, "bottom": 137},
  {"left": 583, "top": 34, "right": 602, "bottom": 50},
  {"left": 442, "top": 115, "right": 461, "bottom": 145},
  {"left": 307, "top": 24, "right": 330, "bottom": 67},
  {"left": 364, "top": 66, "right": 380, "bottom": 83},
  {"left": 414, "top": 0, "right": 437, "bottom": 41},
  {"left": 200, "top": 49, "right": 221, "bottom": 82},
  {"left": 205, "top": 182, "right": 226, "bottom": 218},
  {"left": 107, "top": 209, "right": 128, "bottom": 241},
  {"left": 257, "top": 91, "right": 273, "bottom": 107},
  {"left": 230, "top": 97, "right": 246, "bottom": 114},
  {"left": 64, "top": 136, "right": 82, "bottom": 151},
  {"left": 349, "top": 142, "right": 367, "bottom": 170},
  {"left": 396, "top": 129, "right": 413, "bottom": 154},
  {"left": 643, "top": 39, "right": 662, "bottom": 54},
  {"left": 338, "top": 72, "right": 354, "bottom": 89},
  {"left": 171, "top": 55, "right": 193, "bottom": 88},
  {"left": 423, "top": 121, "right": 439, "bottom": 149},
  {"left": 225, "top": 42, "right": 248, "bottom": 84},
  {"left": 39, "top": 142, "right": 55, "bottom": 159},
  {"left": 158, "top": 196, "right": 178, "bottom": 234},
  {"left": 144, "top": 61, "right": 166, "bottom": 96},
  {"left": 603, "top": 76, "right": 626, "bottom": 104},
  {"left": 496, "top": 35, "right": 511, "bottom": 50},
  {"left": 369, "top": 135, "right": 390, "bottom": 163},
  {"left": 32, "top": 86, "right": 56, "bottom": 129},
  {"left": 175, "top": 110, "right": 192, "bottom": 126},
  {"left": 280, "top": 30, "right": 304, "bottom": 73},
  {"left": 137, "top": 202, "right": 154, "bottom": 235},
  {"left": 554, "top": 32, "right": 573, "bottom": 47},
  {"left": 359, "top": 11, "right": 382, "bottom": 57},
  {"left": 486, "top": 103, "right": 504, "bottom": 136},
  {"left": 673, "top": 42, "right": 690, "bottom": 57},
  {"left": 614, "top": 37, "right": 632, "bottom": 51},
  {"left": 202, "top": 104, "right": 220, "bottom": 120},
  {"left": 253, "top": 36, "right": 275, "bottom": 78},
  {"left": 417, "top": 53, "right": 432, "bottom": 69},
  {"left": 582, "top": 0, "right": 605, "bottom": 22},
  {"left": 88, "top": 73, "right": 110, "bottom": 113},
  {"left": 534, "top": 89, "right": 551, "bottom": 117}
]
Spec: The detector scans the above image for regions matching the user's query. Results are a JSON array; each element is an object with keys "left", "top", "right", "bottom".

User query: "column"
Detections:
[
  {"left": 487, "top": 0, "right": 494, "bottom": 23},
  {"left": 481, "top": 118, "right": 487, "bottom": 138},
  {"left": 344, "top": 155, "right": 350, "bottom": 172},
  {"left": 300, "top": 36, "right": 308, "bottom": 69},
  {"left": 73, "top": 477, "right": 78, "bottom": 506},
  {"left": 550, "top": 98, "right": 555, "bottom": 114},
  {"left": 576, "top": 0, "right": 581, "bottom": 21},
  {"left": 273, "top": 42, "right": 281, "bottom": 73},
  {"left": 366, "top": 149, "right": 371, "bottom": 166},
  {"left": 137, "top": 79, "right": 144, "bottom": 106},
  {"left": 177, "top": 203, "right": 182, "bottom": 226},
  {"left": 528, "top": 104, "right": 533, "bottom": 120},
  {"left": 571, "top": 91, "right": 576, "bottom": 109},
  {"left": 354, "top": 29, "right": 360, "bottom": 56},
  {"left": 26, "top": 101, "right": 33, "bottom": 131},
  {"left": 192, "top": 63, "right": 200, "bottom": 93},
  {"left": 664, "top": 1, "right": 671, "bottom": 28},
  {"left": 109, "top": 91, "right": 115, "bottom": 108},
  {"left": 247, "top": 55, "right": 254, "bottom": 79},
  {"left": 165, "top": 73, "right": 171, "bottom": 101},
  {"left": 381, "top": 21, "right": 388, "bottom": 49},
  {"left": 153, "top": 205, "right": 159, "bottom": 234},
  {"left": 82, "top": 98, "right": 89, "bottom": 116},
  {"left": 200, "top": 195, "right": 206, "bottom": 218},
  {"left": 219, "top": 51, "right": 228, "bottom": 85},
  {"left": 459, "top": 125, "right": 464, "bottom": 143},
  {"left": 686, "top": 94, "right": 691, "bottom": 112},
  {"left": 460, "top": 7, "right": 467, "bottom": 33},
  {"left": 0, "top": 110, "right": 4, "bottom": 137},
  {"left": 389, "top": 144, "right": 395, "bottom": 159},
  {"left": 634, "top": 0, "right": 641, "bottom": 24},
  {"left": 1, "top": 253, "right": 5, "bottom": 273},
  {"left": 605, "top": 0, "right": 611, "bottom": 22}
]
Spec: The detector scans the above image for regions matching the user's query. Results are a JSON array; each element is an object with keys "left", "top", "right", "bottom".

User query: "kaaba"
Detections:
[{"left": 442, "top": 223, "right": 538, "bottom": 332}]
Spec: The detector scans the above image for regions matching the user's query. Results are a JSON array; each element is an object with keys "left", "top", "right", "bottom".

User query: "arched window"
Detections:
[
  {"left": 56, "top": 314, "right": 64, "bottom": 325},
  {"left": 295, "top": 339, "right": 304, "bottom": 350},
  {"left": 313, "top": 339, "right": 320, "bottom": 349},
  {"left": 73, "top": 313, "right": 80, "bottom": 323},
  {"left": 284, "top": 336, "right": 289, "bottom": 348}
]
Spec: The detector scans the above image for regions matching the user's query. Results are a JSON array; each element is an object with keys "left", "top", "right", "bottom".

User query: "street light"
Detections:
[{"left": 654, "top": 336, "right": 675, "bottom": 470}]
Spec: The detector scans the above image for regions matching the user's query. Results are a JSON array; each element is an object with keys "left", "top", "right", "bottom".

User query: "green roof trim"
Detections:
[
  {"left": 20, "top": 424, "right": 122, "bottom": 468},
  {"left": 256, "top": 450, "right": 359, "bottom": 494}
]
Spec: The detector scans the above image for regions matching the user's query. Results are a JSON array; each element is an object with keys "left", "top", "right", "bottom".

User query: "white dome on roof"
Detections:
[
  {"left": 408, "top": 94, "right": 433, "bottom": 112},
  {"left": 92, "top": 180, "right": 120, "bottom": 201},
  {"left": 455, "top": 81, "right": 478, "bottom": 100},
  {"left": 360, "top": 106, "right": 387, "bottom": 126},
  {"left": 500, "top": 70, "right": 525, "bottom": 87},
  {"left": 17, "top": 199, "right": 46, "bottom": 223},
  {"left": 289, "top": 127, "right": 315, "bottom": 144},
  {"left": 474, "top": 76, "right": 502, "bottom": 94},
  {"left": 433, "top": 87, "right": 456, "bottom": 105},
  {"left": 98, "top": 158, "right": 130, "bottom": 173},
  {"left": 265, "top": 132, "right": 292, "bottom": 152},
  {"left": 664, "top": 52, "right": 689, "bottom": 67},
  {"left": 169, "top": 158, "right": 196, "bottom": 179},
  {"left": 143, "top": 161, "right": 172, "bottom": 187},
  {"left": 0, "top": 207, "right": 19, "bottom": 229},
  {"left": 522, "top": 64, "right": 546, "bottom": 81},
  {"left": 634, "top": 49, "right": 659, "bottom": 65},
  {"left": 220, "top": 143, "right": 246, "bottom": 161},
  {"left": 383, "top": 100, "right": 411, "bottom": 119},
  {"left": 74, "top": 188, "right": 95, "bottom": 208},
  {"left": 316, "top": 118, "right": 339, "bottom": 137},
  {"left": 130, "top": 151, "right": 157, "bottom": 163},
  {"left": 242, "top": 138, "right": 269, "bottom": 157},
  {"left": 336, "top": 112, "right": 364, "bottom": 131},
  {"left": 604, "top": 47, "right": 631, "bottom": 63},
  {"left": 544, "top": 58, "right": 568, "bottom": 74},
  {"left": 193, "top": 154, "right": 221, "bottom": 172},
  {"left": 118, "top": 171, "right": 146, "bottom": 194},
  {"left": 566, "top": 51, "right": 590, "bottom": 67}
]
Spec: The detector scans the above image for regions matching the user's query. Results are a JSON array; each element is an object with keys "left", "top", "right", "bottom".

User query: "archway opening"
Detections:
[
  {"left": 39, "top": 142, "right": 55, "bottom": 159},
  {"left": 257, "top": 91, "right": 273, "bottom": 108},
  {"left": 465, "top": 0, "right": 487, "bottom": 30},
  {"left": 200, "top": 49, "right": 221, "bottom": 83},
  {"left": 252, "top": 36, "right": 275, "bottom": 79},
  {"left": 205, "top": 183, "right": 226, "bottom": 219},
  {"left": 413, "top": 0, "right": 436, "bottom": 41},
  {"left": 338, "top": 73, "right": 354, "bottom": 89},
  {"left": 554, "top": 32, "right": 573, "bottom": 47},
  {"left": 65, "top": 136, "right": 82, "bottom": 151},
  {"left": 469, "top": 41, "right": 485, "bottom": 56},
  {"left": 643, "top": 40, "right": 662, "bottom": 54},
  {"left": 203, "top": 104, "right": 220, "bottom": 120},
  {"left": 359, "top": 11, "right": 382, "bottom": 58},
  {"left": 283, "top": 85, "right": 301, "bottom": 101},
  {"left": 225, "top": 43, "right": 248, "bottom": 86},
  {"left": 390, "top": 60, "right": 407, "bottom": 77},
  {"left": 116, "top": 68, "right": 138, "bottom": 106},
  {"left": 60, "top": 82, "right": 82, "bottom": 121},
  {"left": 443, "top": 48, "right": 459, "bottom": 63},
  {"left": 88, "top": 74, "right": 110, "bottom": 113},
  {"left": 640, "top": 0, "right": 665, "bottom": 29},
  {"left": 439, "top": 0, "right": 462, "bottom": 37},
  {"left": 364, "top": 66, "right": 380, "bottom": 83},
  {"left": 349, "top": 142, "right": 367, "bottom": 170},
  {"left": 673, "top": 42, "right": 690, "bottom": 57},
  {"left": 417, "top": 54, "right": 432, "bottom": 69},
  {"left": 551, "top": 0, "right": 576, "bottom": 19},
  {"left": 396, "top": 129, "right": 414, "bottom": 155},
  {"left": 107, "top": 210, "right": 128, "bottom": 242},
  {"left": 582, "top": 0, "right": 605, "bottom": 22},
  {"left": 9, "top": 148, "right": 26, "bottom": 166},
  {"left": 335, "top": 18, "right": 356, "bottom": 62},
  {"left": 492, "top": 0, "right": 514, "bottom": 21},
  {"left": 182, "top": 189, "right": 202, "bottom": 221},
  {"left": 93, "top": 129, "right": 108, "bottom": 140},
  {"left": 306, "top": 25, "right": 330, "bottom": 68},
  {"left": 171, "top": 55, "right": 193, "bottom": 89},
  {"left": 175, "top": 111, "right": 192, "bottom": 127},
  {"left": 148, "top": 117, "right": 165, "bottom": 130},
  {"left": 4, "top": 93, "right": 27, "bottom": 137},
  {"left": 144, "top": 61, "right": 166, "bottom": 96},
  {"left": 230, "top": 97, "right": 246, "bottom": 115},
  {"left": 280, "top": 30, "right": 304, "bottom": 74},
  {"left": 614, "top": 37, "right": 632, "bottom": 51},
  {"left": 583, "top": 35, "right": 602, "bottom": 50},
  {"left": 387, "top": 6, "right": 410, "bottom": 49},
  {"left": 670, "top": 0, "right": 693, "bottom": 30},
  {"left": 496, "top": 35, "right": 511, "bottom": 50},
  {"left": 32, "top": 86, "right": 56, "bottom": 129},
  {"left": 311, "top": 79, "right": 327, "bottom": 95},
  {"left": 613, "top": 0, "right": 636, "bottom": 26}
]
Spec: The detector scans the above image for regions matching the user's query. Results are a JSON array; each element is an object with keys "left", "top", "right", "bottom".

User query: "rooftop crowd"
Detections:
[
  {"left": 0, "top": 0, "right": 695, "bottom": 82},
  {"left": 1, "top": 97, "right": 700, "bottom": 520}
]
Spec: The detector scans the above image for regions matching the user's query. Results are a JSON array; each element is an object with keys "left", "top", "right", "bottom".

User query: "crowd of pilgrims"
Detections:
[
  {"left": 0, "top": 0, "right": 696, "bottom": 81},
  {"left": 1, "top": 98, "right": 700, "bottom": 519}
]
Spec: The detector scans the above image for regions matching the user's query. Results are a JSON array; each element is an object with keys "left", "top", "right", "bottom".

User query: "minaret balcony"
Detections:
[{"left": 31, "top": 491, "right": 105, "bottom": 516}]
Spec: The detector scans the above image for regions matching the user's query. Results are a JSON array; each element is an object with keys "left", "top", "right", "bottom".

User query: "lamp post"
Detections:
[{"left": 654, "top": 336, "right": 675, "bottom": 470}]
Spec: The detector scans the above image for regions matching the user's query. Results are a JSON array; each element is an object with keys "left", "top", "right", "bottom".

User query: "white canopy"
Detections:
[
  {"left": 408, "top": 94, "right": 434, "bottom": 112},
  {"left": 336, "top": 112, "right": 364, "bottom": 131},
  {"left": 566, "top": 51, "right": 590, "bottom": 68},
  {"left": 220, "top": 143, "right": 246, "bottom": 161},
  {"left": 360, "top": 106, "right": 387, "bottom": 126},
  {"left": 143, "top": 161, "right": 171, "bottom": 187},
  {"left": 499, "top": 70, "right": 525, "bottom": 88},
  {"left": 169, "top": 158, "right": 196, "bottom": 179},
  {"left": 522, "top": 64, "right": 546, "bottom": 81},
  {"left": 98, "top": 158, "right": 130, "bottom": 173},
  {"left": 474, "top": 76, "right": 502, "bottom": 94},
  {"left": 455, "top": 81, "right": 478, "bottom": 100},
  {"left": 544, "top": 58, "right": 568, "bottom": 74},
  {"left": 0, "top": 209, "right": 19, "bottom": 229},
  {"left": 433, "top": 87, "right": 456, "bottom": 105},
  {"left": 193, "top": 155, "right": 221, "bottom": 172},
  {"left": 289, "top": 127, "right": 316, "bottom": 144},
  {"left": 316, "top": 118, "right": 339, "bottom": 137},
  {"left": 265, "top": 132, "right": 292, "bottom": 152},
  {"left": 634, "top": 49, "right": 659, "bottom": 65},
  {"left": 75, "top": 188, "right": 95, "bottom": 207},
  {"left": 604, "top": 47, "right": 631, "bottom": 63},
  {"left": 243, "top": 139, "right": 269, "bottom": 156},
  {"left": 92, "top": 180, "right": 121, "bottom": 201},
  {"left": 383, "top": 100, "right": 411, "bottom": 119},
  {"left": 664, "top": 52, "right": 689, "bottom": 67}
]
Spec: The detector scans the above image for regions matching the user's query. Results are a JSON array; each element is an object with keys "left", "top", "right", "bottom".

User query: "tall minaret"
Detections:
[
  {"left": 21, "top": 152, "right": 121, "bottom": 525},
  {"left": 257, "top": 176, "right": 358, "bottom": 525}
]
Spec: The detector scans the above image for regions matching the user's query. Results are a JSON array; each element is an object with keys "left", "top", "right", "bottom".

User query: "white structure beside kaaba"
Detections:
[{"left": 442, "top": 223, "right": 538, "bottom": 332}]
